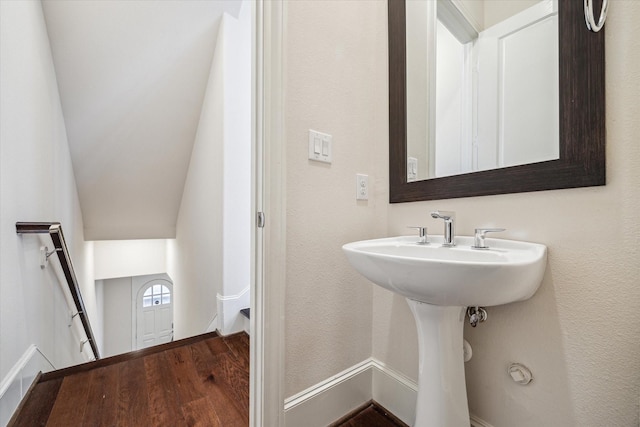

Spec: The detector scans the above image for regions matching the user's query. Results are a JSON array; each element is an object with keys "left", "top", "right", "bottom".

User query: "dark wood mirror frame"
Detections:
[{"left": 389, "top": 0, "right": 605, "bottom": 203}]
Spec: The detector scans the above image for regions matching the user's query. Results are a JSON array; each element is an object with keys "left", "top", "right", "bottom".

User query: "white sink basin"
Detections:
[
  {"left": 343, "top": 235, "right": 547, "bottom": 307},
  {"left": 343, "top": 234, "right": 547, "bottom": 426}
]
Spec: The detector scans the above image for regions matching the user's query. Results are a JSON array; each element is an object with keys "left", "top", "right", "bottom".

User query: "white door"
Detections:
[
  {"left": 475, "top": 0, "right": 559, "bottom": 171},
  {"left": 136, "top": 280, "right": 173, "bottom": 349}
]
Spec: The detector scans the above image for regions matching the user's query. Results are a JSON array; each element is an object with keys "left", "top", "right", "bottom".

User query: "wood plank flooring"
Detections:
[
  {"left": 8, "top": 332, "right": 249, "bottom": 427},
  {"left": 11, "top": 332, "right": 412, "bottom": 427}
]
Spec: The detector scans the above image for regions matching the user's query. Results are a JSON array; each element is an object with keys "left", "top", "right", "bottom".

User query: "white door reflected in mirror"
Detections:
[{"left": 406, "top": 0, "right": 559, "bottom": 180}]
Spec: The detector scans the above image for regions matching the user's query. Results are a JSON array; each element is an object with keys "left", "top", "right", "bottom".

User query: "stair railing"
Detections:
[{"left": 16, "top": 222, "right": 100, "bottom": 360}]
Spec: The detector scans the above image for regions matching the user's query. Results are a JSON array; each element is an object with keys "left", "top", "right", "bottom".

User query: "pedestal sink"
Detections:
[{"left": 342, "top": 235, "right": 547, "bottom": 427}]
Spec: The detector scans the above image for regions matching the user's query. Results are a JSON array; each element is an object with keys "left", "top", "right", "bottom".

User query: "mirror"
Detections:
[
  {"left": 407, "top": 0, "right": 559, "bottom": 180},
  {"left": 389, "top": 0, "right": 605, "bottom": 202}
]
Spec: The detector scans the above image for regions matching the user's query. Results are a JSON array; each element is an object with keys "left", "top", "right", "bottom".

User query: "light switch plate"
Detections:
[{"left": 308, "top": 130, "right": 332, "bottom": 164}]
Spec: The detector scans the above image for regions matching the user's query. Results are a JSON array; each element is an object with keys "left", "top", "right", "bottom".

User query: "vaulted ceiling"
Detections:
[{"left": 42, "top": 0, "right": 242, "bottom": 240}]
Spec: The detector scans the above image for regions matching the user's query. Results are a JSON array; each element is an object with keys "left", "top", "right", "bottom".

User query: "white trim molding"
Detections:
[
  {"left": 216, "top": 286, "right": 250, "bottom": 335},
  {"left": 370, "top": 359, "right": 417, "bottom": 426},
  {"left": 251, "top": 0, "right": 285, "bottom": 426},
  {"left": 0, "top": 345, "right": 56, "bottom": 426},
  {"left": 283, "top": 358, "right": 494, "bottom": 427},
  {"left": 284, "top": 360, "right": 372, "bottom": 427},
  {"left": 0, "top": 345, "right": 36, "bottom": 400}
]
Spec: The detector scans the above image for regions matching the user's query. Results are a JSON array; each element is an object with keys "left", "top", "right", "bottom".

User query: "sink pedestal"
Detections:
[
  {"left": 343, "top": 235, "right": 547, "bottom": 425},
  {"left": 407, "top": 299, "right": 469, "bottom": 427}
]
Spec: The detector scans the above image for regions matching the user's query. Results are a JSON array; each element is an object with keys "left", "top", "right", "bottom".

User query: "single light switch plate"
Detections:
[
  {"left": 356, "top": 174, "right": 369, "bottom": 200},
  {"left": 407, "top": 157, "right": 418, "bottom": 182},
  {"left": 308, "top": 130, "right": 332, "bottom": 164}
]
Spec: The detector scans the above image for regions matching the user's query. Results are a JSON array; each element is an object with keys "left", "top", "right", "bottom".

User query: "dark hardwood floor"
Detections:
[
  {"left": 9, "top": 332, "right": 249, "bottom": 427},
  {"left": 10, "top": 332, "right": 411, "bottom": 427},
  {"left": 331, "top": 401, "right": 409, "bottom": 427}
]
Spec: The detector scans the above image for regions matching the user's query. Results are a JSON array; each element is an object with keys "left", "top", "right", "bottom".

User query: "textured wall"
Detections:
[
  {"left": 284, "top": 0, "right": 388, "bottom": 396},
  {"left": 378, "top": 2, "right": 640, "bottom": 426},
  {"left": 102, "top": 277, "right": 133, "bottom": 357},
  {"left": 0, "top": 0, "right": 96, "bottom": 370},
  {"left": 284, "top": 0, "right": 640, "bottom": 425},
  {"left": 168, "top": 6, "right": 251, "bottom": 340},
  {"left": 93, "top": 239, "right": 168, "bottom": 280},
  {"left": 0, "top": 2, "right": 96, "bottom": 421},
  {"left": 168, "top": 17, "right": 225, "bottom": 340},
  {"left": 220, "top": 4, "right": 251, "bottom": 331}
]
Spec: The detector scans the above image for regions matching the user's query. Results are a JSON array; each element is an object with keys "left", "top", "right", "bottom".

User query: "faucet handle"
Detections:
[
  {"left": 407, "top": 226, "right": 428, "bottom": 244},
  {"left": 472, "top": 228, "right": 506, "bottom": 249}
]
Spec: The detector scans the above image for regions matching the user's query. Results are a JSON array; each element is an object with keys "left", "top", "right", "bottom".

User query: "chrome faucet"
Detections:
[{"left": 431, "top": 210, "right": 456, "bottom": 246}]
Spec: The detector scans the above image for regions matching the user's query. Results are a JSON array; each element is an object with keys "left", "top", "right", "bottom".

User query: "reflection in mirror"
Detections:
[
  {"left": 406, "top": 0, "right": 559, "bottom": 181},
  {"left": 389, "top": 0, "right": 605, "bottom": 202}
]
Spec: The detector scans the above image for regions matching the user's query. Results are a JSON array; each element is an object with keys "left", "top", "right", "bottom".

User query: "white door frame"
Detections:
[{"left": 252, "top": 1, "right": 285, "bottom": 426}]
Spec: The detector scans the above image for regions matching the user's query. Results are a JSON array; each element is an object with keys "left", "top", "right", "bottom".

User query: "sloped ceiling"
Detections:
[{"left": 42, "top": 0, "right": 242, "bottom": 240}]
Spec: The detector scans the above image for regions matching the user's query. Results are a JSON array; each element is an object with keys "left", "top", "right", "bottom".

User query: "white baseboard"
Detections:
[
  {"left": 242, "top": 313, "right": 250, "bottom": 335},
  {"left": 0, "top": 345, "right": 55, "bottom": 426},
  {"left": 284, "top": 359, "right": 372, "bottom": 427},
  {"left": 370, "top": 359, "right": 417, "bottom": 426},
  {"left": 283, "top": 357, "right": 493, "bottom": 427},
  {"left": 216, "top": 286, "right": 249, "bottom": 335}
]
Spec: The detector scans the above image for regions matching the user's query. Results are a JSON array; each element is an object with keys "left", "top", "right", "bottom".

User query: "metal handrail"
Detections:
[{"left": 16, "top": 222, "right": 100, "bottom": 359}]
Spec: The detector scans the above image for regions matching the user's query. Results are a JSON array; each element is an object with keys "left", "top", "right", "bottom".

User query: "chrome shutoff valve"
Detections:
[{"left": 467, "top": 306, "right": 487, "bottom": 327}]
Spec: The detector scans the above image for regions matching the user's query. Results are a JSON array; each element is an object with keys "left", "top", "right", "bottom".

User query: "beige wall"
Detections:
[
  {"left": 168, "top": 18, "right": 225, "bottom": 340},
  {"left": 169, "top": 6, "right": 251, "bottom": 340},
  {"left": 101, "top": 277, "right": 133, "bottom": 357},
  {"left": 0, "top": 1, "right": 97, "bottom": 422},
  {"left": 93, "top": 239, "right": 168, "bottom": 280},
  {"left": 383, "top": 3, "right": 640, "bottom": 426},
  {"left": 284, "top": 0, "right": 388, "bottom": 395},
  {"left": 455, "top": 0, "right": 540, "bottom": 32},
  {"left": 285, "top": 0, "right": 640, "bottom": 425},
  {"left": 483, "top": 0, "right": 540, "bottom": 29}
]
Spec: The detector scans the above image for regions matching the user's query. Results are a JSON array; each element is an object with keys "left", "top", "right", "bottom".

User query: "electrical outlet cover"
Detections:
[{"left": 356, "top": 174, "right": 368, "bottom": 200}]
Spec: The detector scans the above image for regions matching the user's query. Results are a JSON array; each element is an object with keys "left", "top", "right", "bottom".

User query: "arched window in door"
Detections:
[{"left": 142, "top": 284, "right": 171, "bottom": 307}]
